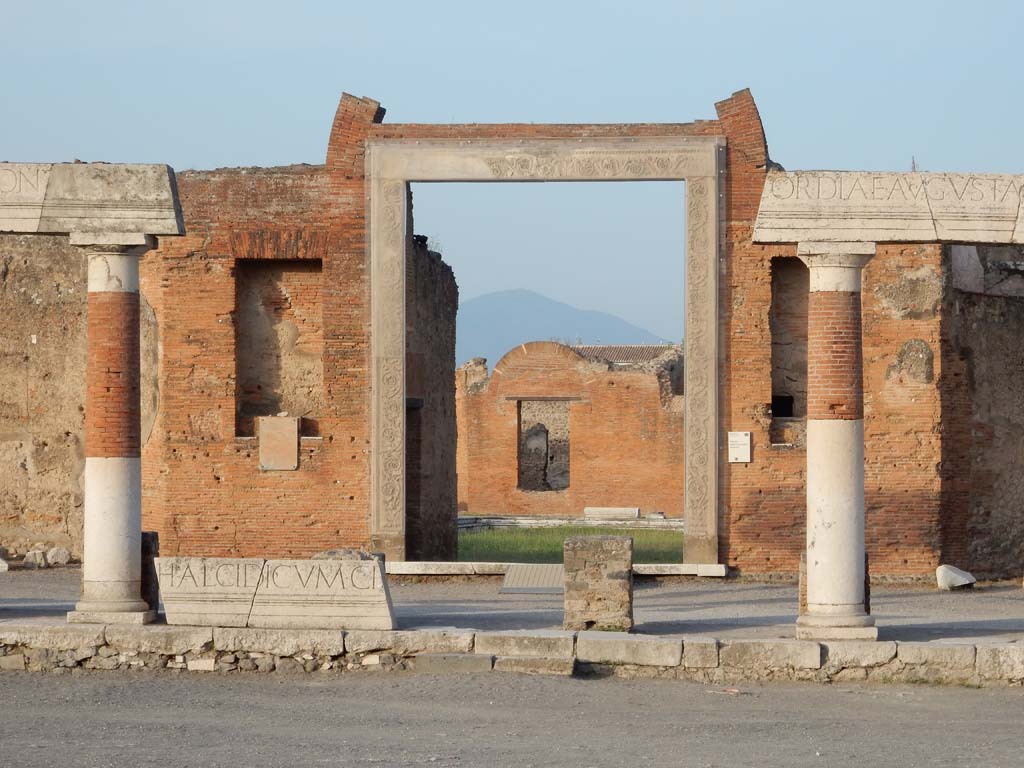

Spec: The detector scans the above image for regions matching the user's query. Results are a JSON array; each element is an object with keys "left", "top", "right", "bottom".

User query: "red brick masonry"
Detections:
[
  {"left": 85, "top": 291, "right": 140, "bottom": 459},
  {"left": 807, "top": 290, "right": 864, "bottom": 420}
]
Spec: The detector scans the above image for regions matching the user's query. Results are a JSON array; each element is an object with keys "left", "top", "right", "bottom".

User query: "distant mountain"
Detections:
[{"left": 456, "top": 289, "right": 669, "bottom": 366}]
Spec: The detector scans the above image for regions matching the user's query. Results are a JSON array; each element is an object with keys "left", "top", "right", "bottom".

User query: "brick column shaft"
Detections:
[
  {"left": 70, "top": 241, "right": 153, "bottom": 623},
  {"left": 86, "top": 292, "right": 141, "bottom": 457},
  {"left": 796, "top": 242, "right": 877, "bottom": 641}
]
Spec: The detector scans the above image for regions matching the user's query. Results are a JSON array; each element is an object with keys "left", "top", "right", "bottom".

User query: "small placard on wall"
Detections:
[{"left": 728, "top": 431, "right": 751, "bottom": 464}]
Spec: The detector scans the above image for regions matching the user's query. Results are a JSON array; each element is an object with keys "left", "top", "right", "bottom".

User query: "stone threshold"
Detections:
[
  {"left": 457, "top": 516, "right": 687, "bottom": 531},
  {"left": 385, "top": 562, "right": 727, "bottom": 577},
  {"left": 1, "top": 624, "right": 1022, "bottom": 686}
]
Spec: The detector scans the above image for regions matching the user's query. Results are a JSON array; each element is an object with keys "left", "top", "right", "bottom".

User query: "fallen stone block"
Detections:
[
  {"left": 104, "top": 625, "right": 213, "bottom": 656},
  {"left": 976, "top": 644, "right": 1024, "bottom": 682},
  {"left": 46, "top": 547, "right": 72, "bottom": 566},
  {"left": 682, "top": 638, "right": 719, "bottom": 669},
  {"left": 936, "top": 564, "right": 976, "bottom": 591},
  {"left": 824, "top": 641, "right": 897, "bottom": 669},
  {"left": 22, "top": 550, "right": 48, "bottom": 569},
  {"left": 474, "top": 630, "right": 576, "bottom": 658},
  {"left": 0, "top": 625, "right": 105, "bottom": 651},
  {"left": 720, "top": 640, "right": 822, "bottom": 670},
  {"left": 213, "top": 627, "right": 345, "bottom": 657},
  {"left": 0, "top": 557, "right": 9, "bottom": 572},
  {"left": 313, "top": 548, "right": 377, "bottom": 560},
  {"left": 186, "top": 658, "right": 216, "bottom": 672},
  {"left": 345, "top": 629, "right": 474, "bottom": 656},
  {"left": 493, "top": 656, "right": 575, "bottom": 676},
  {"left": 273, "top": 657, "right": 305, "bottom": 674},
  {"left": 583, "top": 507, "right": 639, "bottom": 520},
  {"left": 0, "top": 653, "right": 26, "bottom": 671},
  {"left": 414, "top": 653, "right": 494, "bottom": 674},
  {"left": 897, "top": 642, "right": 976, "bottom": 669},
  {"left": 576, "top": 631, "right": 681, "bottom": 667}
]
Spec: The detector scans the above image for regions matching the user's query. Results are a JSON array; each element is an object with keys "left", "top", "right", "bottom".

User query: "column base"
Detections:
[
  {"left": 797, "top": 612, "right": 877, "bottom": 641},
  {"left": 683, "top": 535, "right": 718, "bottom": 565},
  {"left": 370, "top": 534, "right": 405, "bottom": 563},
  {"left": 796, "top": 624, "right": 878, "bottom": 641},
  {"left": 68, "top": 609, "right": 156, "bottom": 625}
]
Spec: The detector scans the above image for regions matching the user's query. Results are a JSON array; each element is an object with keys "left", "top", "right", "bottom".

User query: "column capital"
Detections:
[
  {"left": 797, "top": 242, "right": 876, "bottom": 292},
  {"left": 69, "top": 232, "right": 156, "bottom": 249}
]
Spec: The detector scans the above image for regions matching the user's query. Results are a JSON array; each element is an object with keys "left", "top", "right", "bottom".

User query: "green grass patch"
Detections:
[{"left": 457, "top": 526, "right": 684, "bottom": 564}]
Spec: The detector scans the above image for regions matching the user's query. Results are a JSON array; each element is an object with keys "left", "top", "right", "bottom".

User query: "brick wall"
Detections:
[
  {"left": 456, "top": 342, "right": 685, "bottom": 518},
  {"left": 941, "top": 267, "right": 1024, "bottom": 578},
  {"left": 140, "top": 153, "right": 457, "bottom": 559},
  {"left": 405, "top": 237, "right": 458, "bottom": 559}
]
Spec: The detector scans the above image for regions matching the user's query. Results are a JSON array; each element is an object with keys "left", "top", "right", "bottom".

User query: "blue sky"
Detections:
[{"left": 4, "top": 0, "right": 1021, "bottom": 339}]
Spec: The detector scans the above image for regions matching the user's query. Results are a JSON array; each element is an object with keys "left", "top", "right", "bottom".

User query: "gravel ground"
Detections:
[
  {"left": 1, "top": 671, "right": 1022, "bottom": 767},
  {"left": 3, "top": 567, "right": 1024, "bottom": 641}
]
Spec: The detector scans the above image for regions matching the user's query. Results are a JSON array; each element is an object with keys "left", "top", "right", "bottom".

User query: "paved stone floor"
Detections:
[
  {"left": 3, "top": 566, "right": 1023, "bottom": 642},
  {"left": 2, "top": 671, "right": 1022, "bottom": 767}
]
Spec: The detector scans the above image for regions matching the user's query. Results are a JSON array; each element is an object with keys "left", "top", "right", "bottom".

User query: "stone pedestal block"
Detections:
[{"left": 563, "top": 536, "right": 633, "bottom": 632}]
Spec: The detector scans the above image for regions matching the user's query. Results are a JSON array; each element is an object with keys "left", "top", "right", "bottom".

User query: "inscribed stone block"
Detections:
[
  {"left": 157, "top": 557, "right": 265, "bottom": 627},
  {"left": 247, "top": 559, "right": 395, "bottom": 630},
  {"left": 158, "top": 556, "right": 396, "bottom": 630},
  {"left": 258, "top": 416, "right": 299, "bottom": 470}
]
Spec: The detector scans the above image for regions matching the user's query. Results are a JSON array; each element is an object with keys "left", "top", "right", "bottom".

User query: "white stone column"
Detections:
[
  {"left": 68, "top": 233, "right": 154, "bottom": 624},
  {"left": 796, "top": 242, "right": 877, "bottom": 641}
]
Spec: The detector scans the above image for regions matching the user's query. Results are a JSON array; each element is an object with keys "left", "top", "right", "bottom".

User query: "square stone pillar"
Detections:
[{"left": 563, "top": 536, "right": 633, "bottom": 632}]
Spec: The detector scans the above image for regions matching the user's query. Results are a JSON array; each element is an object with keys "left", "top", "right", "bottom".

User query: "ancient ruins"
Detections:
[
  {"left": 456, "top": 342, "right": 684, "bottom": 518},
  {"left": 2, "top": 90, "right": 1024, "bottom": 643}
]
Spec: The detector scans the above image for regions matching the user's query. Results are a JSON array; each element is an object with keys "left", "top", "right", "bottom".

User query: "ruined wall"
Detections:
[
  {"left": 711, "top": 91, "right": 953, "bottom": 576},
  {"left": 404, "top": 237, "right": 459, "bottom": 560},
  {"left": 941, "top": 244, "right": 1024, "bottom": 578},
  {"left": 456, "top": 342, "right": 685, "bottom": 517},
  {"left": 141, "top": 158, "right": 457, "bottom": 560},
  {"left": 0, "top": 235, "right": 158, "bottom": 558},
  {"left": 139, "top": 164, "right": 355, "bottom": 558},
  {"left": 518, "top": 400, "right": 570, "bottom": 491},
  {"left": 4, "top": 90, "right": 1002, "bottom": 575}
]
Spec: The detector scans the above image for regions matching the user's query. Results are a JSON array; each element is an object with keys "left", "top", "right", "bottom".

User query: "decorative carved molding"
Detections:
[
  {"left": 368, "top": 139, "right": 723, "bottom": 559},
  {"left": 370, "top": 175, "right": 407, "bottom": 537},
  {"left": 484, "top": 148, "right": 714, "bottom": 181},
  {"left": 373, "top": 356, "right": 406, "bottom": 533},
  {"left": 682, "top": 176, "right": 719, "bottom": 541}
]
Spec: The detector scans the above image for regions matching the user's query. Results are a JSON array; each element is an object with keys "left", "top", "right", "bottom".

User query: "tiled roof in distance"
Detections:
[{"left": 571, "top": 344, "right": 677, "bottom": 365}]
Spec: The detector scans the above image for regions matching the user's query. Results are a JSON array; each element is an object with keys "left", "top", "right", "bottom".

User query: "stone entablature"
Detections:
[
  {"left": 0, "top": 163, "right": 182, "bottom": 236},
  {"left": 755, "top": 171, "right": 1024, "bottom": 244}
]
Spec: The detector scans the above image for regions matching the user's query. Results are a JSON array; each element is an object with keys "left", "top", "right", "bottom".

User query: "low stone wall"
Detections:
[{"left": 2, "top": 624, "right": 1023, "bottom": 687}]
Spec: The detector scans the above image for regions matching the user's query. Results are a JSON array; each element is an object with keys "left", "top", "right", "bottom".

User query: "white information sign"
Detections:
[{"left": 727, "top": 431, "right": 751, "bottom": 464}]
